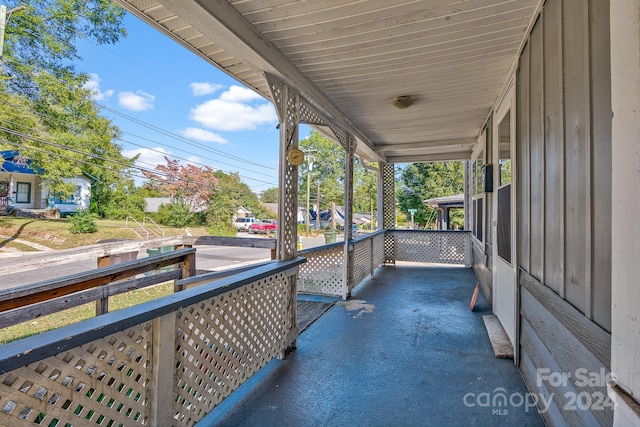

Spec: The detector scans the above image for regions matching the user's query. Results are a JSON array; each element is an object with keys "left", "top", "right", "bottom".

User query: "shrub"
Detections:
[
  {"left": 156, "top": 202, "right": 194, "bottom": 227},
  {"left": 68, "top": 210, "right": 98, "bottom": 234}
]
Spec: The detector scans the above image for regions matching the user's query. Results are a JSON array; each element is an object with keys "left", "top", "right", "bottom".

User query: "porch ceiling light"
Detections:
[{"left": 391, "top": 95, "right": 415, "bottom": 109}]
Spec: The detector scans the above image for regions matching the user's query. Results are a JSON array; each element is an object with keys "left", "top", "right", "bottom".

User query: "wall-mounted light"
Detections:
[{"left": 391, "top": 95, "right": 416, "bottom": 109}]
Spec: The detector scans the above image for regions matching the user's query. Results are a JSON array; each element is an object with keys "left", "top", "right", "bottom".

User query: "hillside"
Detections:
[{"left": 0, "top": 217, "right": 209, "bottom": 252}]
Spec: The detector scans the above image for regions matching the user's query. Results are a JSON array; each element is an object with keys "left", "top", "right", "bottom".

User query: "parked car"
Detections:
[
  {"left": 234, "top": 217, "right": 258, "bottom": 231},
  {"left": 249, "top": 219, "right": 278, "bottom": 234}
]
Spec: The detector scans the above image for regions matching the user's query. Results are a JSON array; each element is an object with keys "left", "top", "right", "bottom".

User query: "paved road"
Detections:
[{"left": 0, "top": 234, "right": 341, "bottom": 289}]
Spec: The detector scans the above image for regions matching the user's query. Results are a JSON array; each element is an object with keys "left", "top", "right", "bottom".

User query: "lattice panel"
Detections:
[
  {"left": 372, "top": 232, "right": 386, "bottom": 269},
  {"left": 392, "top": 231, "right": 473, "bottom": 266},
  {"left": 298, "top": 246, "right": 345, "bottom": 296},
  {"left": 328, "top": 126, "right": 349, "bottom": 150},
  {"left": 299, "top": 100, "right": 328, "bottom": 126},
  {"left": 281, "top": 151, "right": 298, "bottom": 260},
  {"left": 382, "top": 163, "right": 396, "bottom": 229},
  {"left": 266, "top": 74, "right": 283, "bottom": 122},
  {"left": 384, "top": 234, "right": 396, "bottom": 264},
  {"left": 173, "top": 272, "right": 294, "bottom": 426},
  {"left": 351, "top": 239, "right": 372, "bottom": 291},
  {"left": 0, "top": 324, "right": 153, "bottom": 427},
  {"left": 343, "top": 136, "right": 356, "bottom": 242}
]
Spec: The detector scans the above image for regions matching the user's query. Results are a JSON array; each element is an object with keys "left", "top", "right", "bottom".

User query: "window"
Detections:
[
  {"left": 54, "top": 186, "right": 82, "bottom": 204},
  {"left": 472, "top": 150, "right": 485, "bottom": 243},
  {"left": 16, "top": 182, "right": 31, "bottom": 203},
  {"left": 0, "top": 181, "right": 8, "bottom": 197}
]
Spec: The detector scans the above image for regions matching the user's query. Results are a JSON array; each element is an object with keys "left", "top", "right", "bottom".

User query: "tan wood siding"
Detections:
[
  {"left": 516, "top": 0, "right": 610, "bottom": 328},
  {"left": 588, "top": 0, "right": 612, "bottom": 332},
  {"left": 562, "top": 0, "right": 590, "bottom": 315},
  {"left": 517, "top": 42, "right": 530, "bottom": 274},
  {"left": 520, "top": 271, "right": 612, "bottom": 426},
  {"left": 542, "top": 0, "right": 565, "bottom": 296},
  {"left": 515, "top": 0, "right": 611, "bottom": 425},
  {"left": 529, "top": 18, "right": 545, "bottom": 282}
]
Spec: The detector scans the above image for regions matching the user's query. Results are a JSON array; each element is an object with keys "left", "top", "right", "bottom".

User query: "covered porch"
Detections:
[
  {"left": 3, "top": 0, "right": 640, "bottom": 425},
  {"left": 206, "top": 265, "right": 544, "bottom": 426}
]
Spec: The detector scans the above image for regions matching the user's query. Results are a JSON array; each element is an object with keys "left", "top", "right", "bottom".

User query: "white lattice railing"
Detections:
[
  {"left": 297, "top": 242, "right": 345, "bottom": 297},
  {"left": 297, "top": 230, "right": 471, "bottom": 299},
  {"left": 0, "top": 259, "right": 303, "bottom": 427},
  {"left": 297, "top": 231, "right": 387, "bottom": 299},
  {"left": 388, "top": 230, "right": 473, "bottom": 267},
  {"left": 348, "top": 231, "right": 386, "bottom": 294}
]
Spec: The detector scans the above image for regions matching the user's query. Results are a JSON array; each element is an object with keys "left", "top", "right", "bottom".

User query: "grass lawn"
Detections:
[
  {"left": 0, "top": 282, "right": 175, "bottom": 344},
  {"left": 0, "top": 217, "right": 210, "bottom": 250},
  {"left": 0, "top": 217, "right": 213, "bottom": 342}
]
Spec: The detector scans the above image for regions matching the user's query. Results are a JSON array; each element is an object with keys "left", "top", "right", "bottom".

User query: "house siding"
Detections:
[{"left": 515, "top": 0, "right": 612, "bottom": 425}]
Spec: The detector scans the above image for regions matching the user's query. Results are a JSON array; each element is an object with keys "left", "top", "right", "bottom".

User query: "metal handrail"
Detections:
[
  {"left": 125, "top": 216, "right": 149, "bottom": 239},
  {"left": 143, "top": 216, "right": 165, "bottom": 237}
]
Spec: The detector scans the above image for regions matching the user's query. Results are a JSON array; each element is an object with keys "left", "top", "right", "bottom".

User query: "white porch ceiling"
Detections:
[{"left": 114, "top": 0, "right": 541, "bottom": 162}]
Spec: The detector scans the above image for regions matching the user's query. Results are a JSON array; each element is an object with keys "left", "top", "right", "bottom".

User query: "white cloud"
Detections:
[
  {"left": 181, "top": 127, "right": 228, "bottom": 144},
  {"left": 189, "top": 85, "right": 276, "bottom": 131},
  {"left": 84, "top": 73, "right": 113, "bottom": 101},
  {"left": 219, "top": 85, "right": 262, "bottom": 102},
  {"left": 123, "top": 147, "right": 170, "bottom": 169},
  {"left": 190, "top": 82, "right": 224, "bottom": 96},
  {"left": 118, "top": 90, "right": 155, "bottom": 112}
]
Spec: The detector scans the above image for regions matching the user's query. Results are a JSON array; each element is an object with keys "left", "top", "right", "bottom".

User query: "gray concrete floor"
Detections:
[{"left": 201, "top": 266, "right": 545, "bottom": 427}]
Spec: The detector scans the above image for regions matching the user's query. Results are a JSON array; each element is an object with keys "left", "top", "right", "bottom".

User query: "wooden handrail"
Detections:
[{"left": 0, "top": 248, "right": 196, "bottom": 313}]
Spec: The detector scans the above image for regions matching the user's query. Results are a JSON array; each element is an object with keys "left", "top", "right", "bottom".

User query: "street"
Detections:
[{"left": 0, "top": 234, "right": 341, "bottom": 289}]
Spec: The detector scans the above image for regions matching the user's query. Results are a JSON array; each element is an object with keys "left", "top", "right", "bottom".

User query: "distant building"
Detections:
[{"left": 0, "top": 151, "right": 91, "bottom": 215}]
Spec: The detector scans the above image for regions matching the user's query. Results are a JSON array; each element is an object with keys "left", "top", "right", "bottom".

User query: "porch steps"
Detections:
[{"left": 482, "top": 314, "right": 514, "bottom": 359}]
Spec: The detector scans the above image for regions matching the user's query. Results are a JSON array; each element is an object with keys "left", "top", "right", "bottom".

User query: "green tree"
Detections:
[
  {"left": 397, "top": 161, "right": 464, "bottom": 228},
  {"left": 98, "top": 180, "right": 146, "bottom": 220},
  {"left": 353, "top": 159, "right": 378, "bottom": 217},
  {"left": 260, "top": 187, "right": 278, "bottom": 203},
  {"left": 0, "top": 1, "right": 130, "bottom": 200},
  {"left": 299, "top": 130, "right": 345, "bottom": 211}
]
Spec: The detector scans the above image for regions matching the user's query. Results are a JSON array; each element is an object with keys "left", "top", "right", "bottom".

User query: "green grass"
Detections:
[
  {"left": 0, "top": 282, "right": 175, "bottom": 345},
  {"left": 0, "top": 218, "right": 209, "bottom": 343},
  {"left": 0, "top": 217, "right": 210, "bottom": 250}
]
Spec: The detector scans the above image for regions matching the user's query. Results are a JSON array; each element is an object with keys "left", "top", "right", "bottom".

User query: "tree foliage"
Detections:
[
  {"left": 299, "top": 130, "right": 344, "bottom": 210},
  {"left": 260, "top": 187, "right": 278, "bottom": 203},
  {"left": 397, "top": 161, "right": 464, "bottom": 228},
  {"left": 141, "top": 157, "right": 219, "bottom": 212},
  {"left": 0, "top": 0, "right": 131, "bottom": 200}
]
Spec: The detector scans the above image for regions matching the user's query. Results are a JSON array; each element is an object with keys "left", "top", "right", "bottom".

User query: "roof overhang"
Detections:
[{"left": 114, "top": 0, "right": 542, "bottom": 163}]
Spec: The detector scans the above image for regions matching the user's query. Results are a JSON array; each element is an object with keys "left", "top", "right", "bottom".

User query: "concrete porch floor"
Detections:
[{"left": 202, "top": 266, "right": 545, "bottom": 426}]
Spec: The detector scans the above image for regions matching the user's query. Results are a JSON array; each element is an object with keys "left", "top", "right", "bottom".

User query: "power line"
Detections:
[{"left": 0, "top": 128, "right": 276, "bottom": 196}]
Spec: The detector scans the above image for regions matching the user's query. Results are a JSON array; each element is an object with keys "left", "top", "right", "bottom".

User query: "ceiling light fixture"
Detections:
[{"left": 391, "top": 95, "right": 416, "bottom": 109}]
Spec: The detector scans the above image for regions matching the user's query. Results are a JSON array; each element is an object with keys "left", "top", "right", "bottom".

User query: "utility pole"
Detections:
[
  {"left": 315, "top": 180, "right": 320, "bottom": 237},
  {"left": 0, "top": 4, "right": 25, "bottom": 58},
  {"left": 0, "top": 6, "right": 7, "bottom": 58},
  {"left": 305, "top": 156, "right": 313, "bottom": 237}
]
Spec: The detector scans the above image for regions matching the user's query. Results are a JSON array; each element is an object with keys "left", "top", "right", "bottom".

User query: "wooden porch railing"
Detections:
[
  {"left": 0, "top": 258, "right": 303, "bottom": 426},
  {"left": 0, "top": 248, "right": 196, "bottom": 328}
]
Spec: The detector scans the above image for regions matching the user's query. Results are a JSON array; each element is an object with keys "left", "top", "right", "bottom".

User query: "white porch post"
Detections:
[
  {"left": 342, "top": 135, "right": 356, "bottom": 299},
  {"left": 379, "top": 162, "right": 395, "bottom": 264},
  {"left": 609, "top": 0, "right": 640, "bottom": 424},
  {"left": 268, "top": 81, "right": 300, "bottom": 262}
]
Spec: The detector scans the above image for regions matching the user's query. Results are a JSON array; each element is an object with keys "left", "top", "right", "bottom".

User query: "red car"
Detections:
[{"left": 249, "top": 219, "right": 278, "bottom": 234}]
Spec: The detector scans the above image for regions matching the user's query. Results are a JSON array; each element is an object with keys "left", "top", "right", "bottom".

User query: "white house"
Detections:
[{"left": 0, "top": 151, "right": 91, "bottom": 215}]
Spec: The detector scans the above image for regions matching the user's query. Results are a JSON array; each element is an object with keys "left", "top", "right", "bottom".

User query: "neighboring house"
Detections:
[
  {"left": 144, "top": 197, "right": 173, "bottom": 213},
  {"left": 0, "top": 151, "right": 91, "bottom": 214},
  {"left": 422, "top": 193, "right": 464, "bottom": 230}
]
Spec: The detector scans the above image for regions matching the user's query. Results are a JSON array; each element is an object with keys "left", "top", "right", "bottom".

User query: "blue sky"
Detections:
[{"left": 76, "top": 12, "right": 303, "bottom": 194}]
